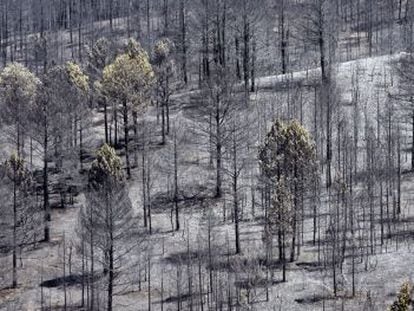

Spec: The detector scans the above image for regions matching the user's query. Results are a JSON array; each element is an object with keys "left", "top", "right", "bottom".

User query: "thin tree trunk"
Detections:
[
  {"left": 215, "top": 96, "right": 222, "bottom": 198},
  {"left": 104, "top": 99, "right": 109, "bottom": 144},
  {"left": 12, "top": 170, "right": 17, "bottom": 288},
  {"left": 123, "top": 99, "right": 131, "bottom": 178},
  {"left": 174, "top": 132, "right": 179, "bottom": 231},
  {"left": 43, "top": 117, "right": 50, "bottom": 242}
]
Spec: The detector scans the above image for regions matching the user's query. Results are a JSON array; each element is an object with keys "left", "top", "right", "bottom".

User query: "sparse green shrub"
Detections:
[{"left": 389, "top": 281, "right": 412, "bottom": 311}]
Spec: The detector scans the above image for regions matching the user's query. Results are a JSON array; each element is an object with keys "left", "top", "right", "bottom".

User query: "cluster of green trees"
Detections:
[
  {"left": 0, "top": 31, "right": 321, "bottom": 304},
  {"left": 0, "top": 37, "right": 170, "bottom": 293}
]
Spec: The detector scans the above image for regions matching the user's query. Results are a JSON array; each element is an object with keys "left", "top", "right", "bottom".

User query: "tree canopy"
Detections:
[
  {"left": 89, "top": 144, "right": 123, "bottom": 186},
  {"left": 0, "top": 63, "right": 40, "bottom": 108},
  {"left": 102, "top": 39, "right": 154, "bottom": 110},
  {"left": 259, "top": 119, "right": 316, "bottom": 183},
  {"left": 66, "top": 61, "right": 90, "bottom": 95}
]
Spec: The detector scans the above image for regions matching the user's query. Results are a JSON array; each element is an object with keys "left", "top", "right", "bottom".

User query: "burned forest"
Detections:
[{"left": 0, "top": 0, "right": 414, "bottom": 310}]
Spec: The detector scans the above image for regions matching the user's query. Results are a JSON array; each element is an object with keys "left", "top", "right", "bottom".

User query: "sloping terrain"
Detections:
[{"left": 1, "top": 51, "right": 413, "bottom": 311}]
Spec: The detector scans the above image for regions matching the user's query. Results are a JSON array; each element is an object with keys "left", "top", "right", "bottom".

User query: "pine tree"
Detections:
[
  {"left": 66, "top": 61, "right": 90, "bottom": 170},
  {"left": 80, "top": 144, "right": 145, "bottom": 311},
  {"left": 0, "top": 63, "right": 40, "bottom": 159},
  {"left": 102, "top": 39, "right": 155, "bottom": 178},
  {"left": 259, "top": 119, "right": 316, "bottom": 263},
  {"left": 4, "top": 154, "right": 33, "bottom": 288}
]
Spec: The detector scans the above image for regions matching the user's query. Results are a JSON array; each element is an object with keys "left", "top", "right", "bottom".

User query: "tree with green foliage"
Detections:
[
  {"left": 66, "top": 61, "right": 90, "bottom": 170},
  {"left": 80, "top": 144, "right": 144, "bottom": 311},
  {"left": 88, "top": 143, "right": 123, "bottom": 186},
  {"left": 87, "top": 38, "right": 112, "bottom": 144},
  {"left": 0, "top": 63, "right": 40, "bottom": 159},
  {"left": 389, "top": 281, "right": 412, "bottom": 311},
  {"left": 29, "top": 63, "right": 88, "bottom": 242},
  {"left": 102, "top": 39, "right": 155, "bottom": 178},
  {"left": 259, "top": 119, "right": 316, "bottom": 264},
  {"left": 4, "top": 154, "right": 32, "bottom": 288}
]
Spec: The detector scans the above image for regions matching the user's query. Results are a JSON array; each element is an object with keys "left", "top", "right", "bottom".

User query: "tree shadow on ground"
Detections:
[
  {"left": 295, "top": 294, "right": 335, "bottom": 305},
  {"left": 40, "top": 273, "right": 102, "bottom": 288},
  {"left": 150, "top": 185, "right": 215, "bottom": 215}
]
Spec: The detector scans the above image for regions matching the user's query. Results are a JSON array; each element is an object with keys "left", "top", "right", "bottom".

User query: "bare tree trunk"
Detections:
[
  {"left": 161, "top": 100, "right": 166, "bottom": 145},
  {"left": 180, "top": 0, "right": 188, "bottom": 84},
  {"left": 280, "top": 0, "right": 287, "bottom": 74},
  {"left": 250, "top": 37, "right": 256, "bottom": 92},
  {"left": 232, "top": 128, "right": 240, "bottom": 254},
  {"left": 242, "top": 3, "right": 250, "bottom": 97},
  {"left": 107, "top": 226, "right": 114, "bottom": 311},
  {"left": 78, "top": 0, "right": 82, "bottom": 61},
  {"left": 215, "top": 97, "right": 222, "bottom": 198},
  {"left": 104, "top": 99, "right": 109, "bottom": 144},
  {"left": 174, "top": 131, "right": 180, "bottom": 231},
  {"left": 43, "top": 118, "right": 50, "bottom": 242},
  {"left": 63, "top": 233, "right": 67, "bottom": 311},
  {"left": 12, "top": 170, "right": 17, "bottom": 288},
  {"left": 148, "top": 251, "right": 151, "bottom": 311},
  {"left": 411, "top": 112, "right": 414, "bottom": 170},
  {"left": 142, "top": 137, "right": 147, "bottom": 228},
  {"left": 123, "top": 99, "right": 131, "bottom": 178}
]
